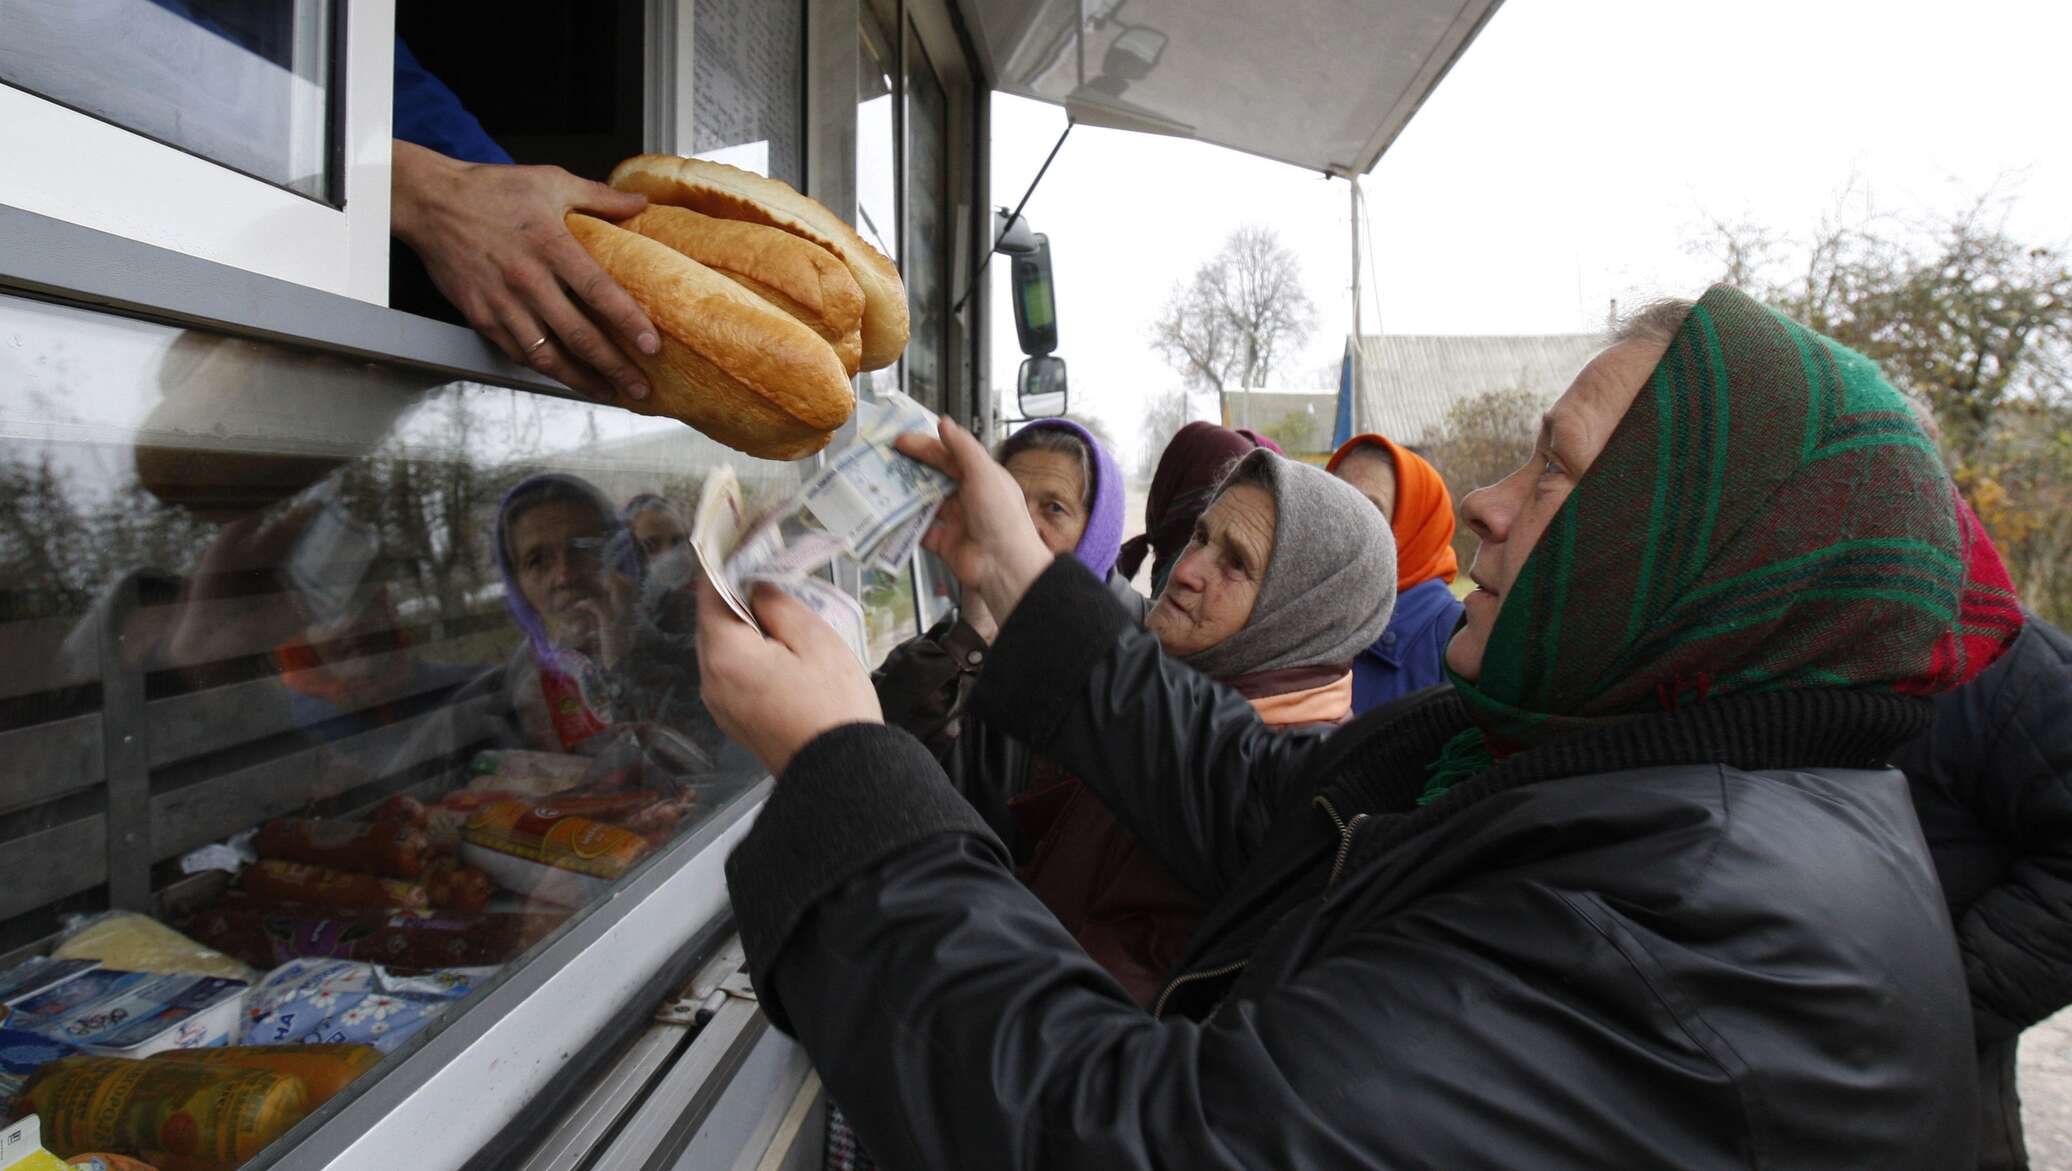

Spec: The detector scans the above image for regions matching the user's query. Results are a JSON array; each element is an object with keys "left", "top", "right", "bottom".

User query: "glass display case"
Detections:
[{"left": 0, "top": 0, "right": 988, "bottom": 1166}]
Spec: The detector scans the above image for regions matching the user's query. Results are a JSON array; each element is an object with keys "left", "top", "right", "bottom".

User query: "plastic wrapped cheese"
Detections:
[{"left": 51, "top": 915, "right": 252, "bottom": 984}]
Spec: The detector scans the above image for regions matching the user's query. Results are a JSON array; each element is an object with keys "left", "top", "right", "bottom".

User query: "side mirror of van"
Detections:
[{"left": 1017, "top": 355, "right": 1068, "bottom": 418}]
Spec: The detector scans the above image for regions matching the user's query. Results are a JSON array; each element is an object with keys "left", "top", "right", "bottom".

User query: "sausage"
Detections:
[
  {"left": 422, "top": 857, "right": 494, "bottom": 913},
  {"left": 178, "top": 902, "right": 565, "bottom": 970},
  {"left": 253, "top": 818, "right": 430, "bottom": 879},
  {"left": 241, "top": 859, "right": 431, "bottom": 911},
  {"left": 147, "top": 1043, "right": 382, "bottom": 1105},
  {"left": 23, "top": 1055, "right": 310, "bottom": 1171},
  {"left": 373, "top": 795, "right": 427, "bottom": 827}
]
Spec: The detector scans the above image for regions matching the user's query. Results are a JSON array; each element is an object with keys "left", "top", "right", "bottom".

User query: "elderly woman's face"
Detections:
[
  {"left": 1332, "top": 447, "right": 1397, "bottom": 520},
  {"left": 510, "top": 499, "right": 611, "bottom": 651},
  {"left": 1448, "top": 339, "right": 1669, "bottom": 681},
  {"left": 1005, "top": 449, "right": 1089, "bottom": 557},
  {"left": 1148, "top": 483, "right": 1275, "bottom": 660},
  {"left": 631, "top": 506, "right": 687, "bottom": 559}
]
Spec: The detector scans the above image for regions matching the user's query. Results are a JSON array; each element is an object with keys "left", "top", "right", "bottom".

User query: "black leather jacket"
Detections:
[
  {"left": 728, "top": 558, "right": 1976, "bottom": 1170},
  {"left": 1895, "top": 614, "right": 2072, "bottom": 1170}
]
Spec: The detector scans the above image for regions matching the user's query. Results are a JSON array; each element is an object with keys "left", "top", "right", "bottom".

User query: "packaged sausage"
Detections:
[
  {"left": 240, "top": 861, "right": 430, "bottom": 912},
  {"left": 21, "top": 1055, "right": 310, "bottom": 1171},
  {"left": 253, "top": 818, "right": 429, "bottom": 880},
  {"left": 459, "top": 801, "right": 654, "bottom": 908},
  {"left": 178, "top": 904, "right": 561, "bottom": 972},
  {"left": 371, "top": 795, "right": 426, "bottom": 827},
  {"left": 51, "top": 916, "right": 252, "bottom": 984},
  {"left": 238, "top": 960, "right": 489, "bottom": 1053},
  {"left": 421, "top": 858, "right": 493, "bottom": 913},
  {"left": 147, "top": 1044, "right": 380, "bottom": 1106}
]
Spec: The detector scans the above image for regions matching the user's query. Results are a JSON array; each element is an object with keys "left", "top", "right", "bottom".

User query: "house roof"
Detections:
[{"left": 1338, "top": 333, "right": 1603, "bottom": 448}]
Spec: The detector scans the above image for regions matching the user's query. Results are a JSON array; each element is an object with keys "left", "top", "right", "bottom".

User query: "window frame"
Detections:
[{"left": 0, "top": 0, "right": 395, "bottom": 303}]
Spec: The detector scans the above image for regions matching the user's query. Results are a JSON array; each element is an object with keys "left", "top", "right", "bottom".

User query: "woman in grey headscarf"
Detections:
[{"left": 1011, "top": 448, "right": 1396, "bottom": 1006}]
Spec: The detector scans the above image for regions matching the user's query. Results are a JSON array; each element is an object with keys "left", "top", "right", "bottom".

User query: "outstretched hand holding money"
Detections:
[
  {"left": 694, "top": 574, "right": 881, "bottom": 776},
  {"left": 895, "top": 419, "right": 1055, "bottom": 631}
]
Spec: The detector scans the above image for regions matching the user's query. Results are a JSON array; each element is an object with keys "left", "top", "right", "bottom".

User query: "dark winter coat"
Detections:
[
  {"left": 730, "top": 557, "right": 1976, "bottom": 1170},
  {"left": 1895, "top": 613, "right": 2072, "bottom": 1171}
]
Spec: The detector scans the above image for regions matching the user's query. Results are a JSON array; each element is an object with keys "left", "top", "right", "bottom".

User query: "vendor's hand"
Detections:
[
  {"left": 695, "top": 575, "right": 882, "bottom": 775},
  {"left": 895, "top": 419, "right": 1053, "bottom": 629},
  {"left": 391, "top": 140, "right": 659, "bottom": 403}
]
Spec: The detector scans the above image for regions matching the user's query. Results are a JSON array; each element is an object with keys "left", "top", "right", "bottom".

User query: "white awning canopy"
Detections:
[{"left": 956, "top": 0, "right": 1502, "bottom": 176}]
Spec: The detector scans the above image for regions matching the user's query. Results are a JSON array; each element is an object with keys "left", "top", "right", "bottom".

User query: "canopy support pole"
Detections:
[{"left": 1348, "top": 175, "right": 1364, "bottom": 436}]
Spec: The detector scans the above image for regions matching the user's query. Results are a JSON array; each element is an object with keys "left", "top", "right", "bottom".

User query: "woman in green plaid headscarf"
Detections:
[{"left": 1426, "top": 285, "right": 2021, "bottom": 798}]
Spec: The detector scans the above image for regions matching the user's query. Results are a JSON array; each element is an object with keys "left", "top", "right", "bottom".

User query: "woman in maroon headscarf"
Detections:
[{"left": 1116, "top": 422, "right": 1267, "bottom": 597}]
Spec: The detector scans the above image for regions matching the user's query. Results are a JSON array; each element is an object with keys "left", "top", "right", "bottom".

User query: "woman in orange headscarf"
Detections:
[{"left": 1327, "top": 433, "right": 1466, "bottom": 713}]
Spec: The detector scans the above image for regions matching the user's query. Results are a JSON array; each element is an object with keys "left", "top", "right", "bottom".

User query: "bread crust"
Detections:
[
  {"left": 565, "top": 214, "right": 854, "bottom": 459},
  {"left": 617, "top": 205, "right": 864, "bottom": 377},
  {"left": 610, "top": 155, "right": 911, "bottom": 371}
]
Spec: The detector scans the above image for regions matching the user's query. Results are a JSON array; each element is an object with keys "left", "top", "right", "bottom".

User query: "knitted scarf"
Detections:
[{"left": 1425, "top": 286, "right": 2023, "bottom": 798}]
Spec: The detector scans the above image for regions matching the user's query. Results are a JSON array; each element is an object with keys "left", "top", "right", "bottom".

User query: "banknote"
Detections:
[
  {"left": 690, "top": 465, "right": 759, "bottom": 625},
  {"left": 741, "top": 572, "right": 870, "bottom": 665},
  {"left": 868, "top": 500, "right": 939, "bottom": 576}
]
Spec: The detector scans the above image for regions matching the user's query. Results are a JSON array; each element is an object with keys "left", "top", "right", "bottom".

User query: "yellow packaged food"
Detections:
[
  {"left": 146, "top": 1045, "right": 380, "bottom": 1106},
  {"left": 2, "top": 1114, "right": 71, "bottom": 1171},
  {"left": 462, "top": 801, "right": 652, "bottom": 879},
  {"left": 51, "top": 915, "right": 252, "bottom": 984},
  {"left": 22, "top": 1055, "right": 310, "bottom": 1171}
]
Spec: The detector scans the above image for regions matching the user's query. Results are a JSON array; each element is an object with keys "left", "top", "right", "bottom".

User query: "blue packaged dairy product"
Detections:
[
  {"left": 10, "top": 969, "right": 247, "bottom": 1057},
  {"left": 239, "top": 958, "right": 490, "bottom": 1053},
  {"left": 0, "top": 959, "right": 99, "bottom": 1007}
]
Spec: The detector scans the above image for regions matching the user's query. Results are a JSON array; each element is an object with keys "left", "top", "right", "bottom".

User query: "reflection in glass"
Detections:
[
  {"left": 904, "top": 21, "right": 950, "bottom": 414},
  {"left": 857, "top": 0, "right": 902, "bottom": 402},
  {"left": 0, "top": 294, "right": 795, "bottom": 1161},
  {"left": 692, "top": 0, "right": 804, "bottom": 184},
  {"left": 0, "top": 0, "right": 337, "bottom": 201}
]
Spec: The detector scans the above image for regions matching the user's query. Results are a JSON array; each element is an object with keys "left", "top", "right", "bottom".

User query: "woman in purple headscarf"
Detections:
[
  {"left": 871, "top": 419, "right": 1136, "bottom": 847},
  {"left": 490, "top": 473, "right": 641, "bottom": 752}
]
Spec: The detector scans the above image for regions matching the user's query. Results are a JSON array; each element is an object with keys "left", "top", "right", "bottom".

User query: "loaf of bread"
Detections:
[
  {"left": 617, "top": 205, "right": 865, "bottom": 377},
  {"left": 564, "top": 214, "right": 856, "bottom": 460},
  {"left": 609, "top": 155, "right": 910, "bottom": 371}
]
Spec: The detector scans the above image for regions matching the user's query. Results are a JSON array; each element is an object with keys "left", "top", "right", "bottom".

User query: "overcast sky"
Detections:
[{"left": 985, "top": 0, "right": 2072, "bottom": 471}]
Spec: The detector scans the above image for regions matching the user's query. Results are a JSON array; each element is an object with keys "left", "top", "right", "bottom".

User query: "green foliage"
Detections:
[{"left": 1262, "top": 406, "right": 1319, "bottom": 456}]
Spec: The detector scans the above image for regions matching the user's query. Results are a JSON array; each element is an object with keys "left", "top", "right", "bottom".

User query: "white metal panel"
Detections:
[
  {"left": 957, "top": 0, "right": 1500, "bottom": 176},
  {"left": 0, "top": 0, "right": 394, "bottom": 302}
]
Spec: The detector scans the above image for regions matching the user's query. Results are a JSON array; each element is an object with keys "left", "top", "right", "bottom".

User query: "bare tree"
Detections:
[
  {"left": 1699, "top": 186, "right": 2072, "bottom": 626},
  {"left": 1150, "top": 226, "right": 1317, "bottom": 400},
  {"left": 1421, "top": 385, "right": 1548, "bottom": 569},
  {"left": 1136, "top": 386, "right": 1212, "bottom": 479}
]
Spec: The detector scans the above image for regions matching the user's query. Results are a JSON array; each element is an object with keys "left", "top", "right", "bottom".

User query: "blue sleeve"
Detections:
[{"left": 393, "top": 37, "right": 513, "bottom": 166}]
